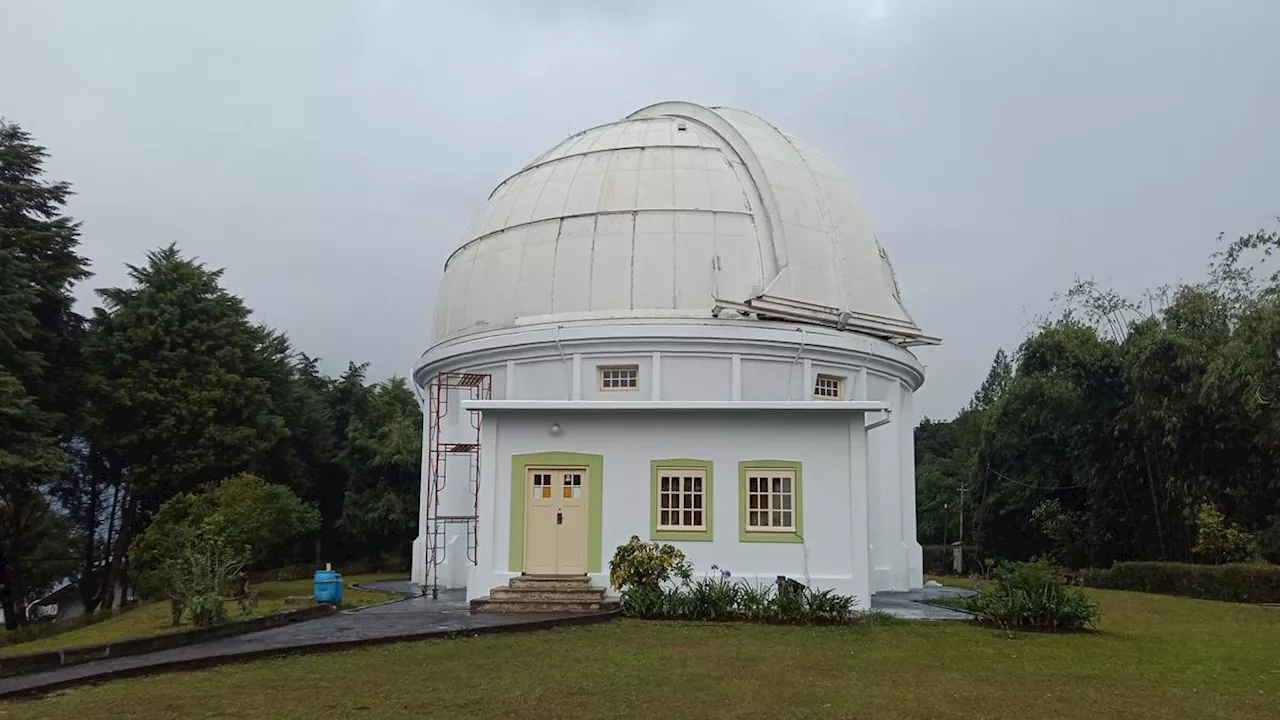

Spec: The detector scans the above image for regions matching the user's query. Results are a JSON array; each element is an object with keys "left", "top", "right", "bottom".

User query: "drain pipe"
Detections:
[
  {"left": 555, "top": 324, "right": 570, "bottom": 401},
  {"left": 784, "top": 326, "right": 807, "bottom": 400}
]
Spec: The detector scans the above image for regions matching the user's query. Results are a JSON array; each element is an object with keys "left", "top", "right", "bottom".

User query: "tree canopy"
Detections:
[
  {"left": 0, "top": 121, "right": 424, "bottom": 627},
  {"left": 917, "top": 228, "right": 1280, "bottom": 567}
]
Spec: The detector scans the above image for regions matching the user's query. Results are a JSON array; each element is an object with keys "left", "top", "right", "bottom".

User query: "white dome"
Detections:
[{"left": 433, "top": 101, "right": 931, "bottom": 345}]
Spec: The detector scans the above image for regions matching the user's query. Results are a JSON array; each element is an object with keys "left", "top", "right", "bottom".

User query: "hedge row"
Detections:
[{"left": 1080, "top": 561, "right": 1280, "bottom": 604}]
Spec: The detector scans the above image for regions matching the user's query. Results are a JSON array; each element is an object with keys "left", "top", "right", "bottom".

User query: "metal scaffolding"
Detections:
[{"left": 424, "top": 371, "right": 491, "bottom": 599}]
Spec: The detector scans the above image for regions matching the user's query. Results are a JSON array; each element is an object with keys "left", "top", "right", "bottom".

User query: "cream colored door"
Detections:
[
  {"left": 523, "top": 467, "right": 588, "bottom": 575},
  {"left": 556, "top": 469, "right": 588, "bottom": 575},
  {"left": 524, "top": 470, "right": 558, "bottom": 575}
]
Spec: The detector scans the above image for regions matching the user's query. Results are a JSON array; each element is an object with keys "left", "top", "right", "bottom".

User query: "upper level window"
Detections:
[
  {"left": 598, "top": 365, "right": 639, "bottom": 391},
  {"left": 814, "top": 374, "right": 844, "bottom": 400}
]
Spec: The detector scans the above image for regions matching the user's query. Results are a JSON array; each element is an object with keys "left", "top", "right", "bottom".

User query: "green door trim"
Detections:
[
  {"left": 650, "top": 458, "right": 714, "bottom": 541},
  {"left": 509, "top": 451, "right": 604, "bottom": 573}
]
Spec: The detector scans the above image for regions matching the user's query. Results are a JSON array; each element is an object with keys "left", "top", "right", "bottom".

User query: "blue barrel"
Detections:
[{"left": 313, "top": 569, "right": 343, "bottom": 604}]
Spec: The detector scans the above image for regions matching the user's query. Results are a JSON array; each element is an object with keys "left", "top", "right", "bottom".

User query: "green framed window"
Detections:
[
  {"left": 650, "top": 459, "right": 713, "bottom": 542},
  {"left": 738, "top": 460, "right": 804, "bottom": 543}
]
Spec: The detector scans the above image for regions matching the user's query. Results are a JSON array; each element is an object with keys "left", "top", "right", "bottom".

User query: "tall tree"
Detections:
[
  {"left": 0, "top": 120, "right": 89, "bottom": 627},
  {"left": 340, "top": 377, "right": 421, "bottom": 563},
  {"left": 83, "top": 245, "right": 287, "bottom": 601}
]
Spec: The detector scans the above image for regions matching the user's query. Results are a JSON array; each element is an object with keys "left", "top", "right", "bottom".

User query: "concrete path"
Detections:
[
  {"left": 871, "top": 586, "right": 974, "bottom": 620},
  {"left": 0, "top": 589, "right": 610, "bottom": 699}
]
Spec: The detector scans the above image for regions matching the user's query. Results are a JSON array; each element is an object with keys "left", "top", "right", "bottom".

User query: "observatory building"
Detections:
[{"left": 410, "top": 101, "right": 937, "bottom": 610}]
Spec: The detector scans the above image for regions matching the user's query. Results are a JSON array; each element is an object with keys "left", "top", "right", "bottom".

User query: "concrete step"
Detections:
[
  {"left": 470, "top": 597, "right": 619, "bottom": 614},
  {"left": 509, "top": 575, "right": 592, "bottom": 590},
  {"left": 489, "top": 587, "right": 606, "bottom": 603}
]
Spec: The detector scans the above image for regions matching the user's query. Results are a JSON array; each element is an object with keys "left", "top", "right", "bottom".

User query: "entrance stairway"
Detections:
[{"left": 469, "top": 574, "right": 619, "bottom": 613}]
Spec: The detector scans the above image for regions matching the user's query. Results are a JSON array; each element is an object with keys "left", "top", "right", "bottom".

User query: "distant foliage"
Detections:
[
  {"left": 1081, "top": 561, "right": 1280, "bottom": 604},
  {"left": 963, "top": 560, "right": 1099, "bottom": 632},
  {"left": 608, "top": 536, "right": 693, "bottom": 591},
  {"left": 1192, "top": 503, "right": 1255, "bottom": 565},
  {"left": 916, "top": 226, "right": 1280, "bottom": 569}
]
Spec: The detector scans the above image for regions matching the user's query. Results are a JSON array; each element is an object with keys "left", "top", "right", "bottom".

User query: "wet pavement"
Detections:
[
  {"left": 870, "top": 585, "right": 975, "bottom": 620},
  {"left": 0, "top": 588, "right": 607, "bottom": 699}
]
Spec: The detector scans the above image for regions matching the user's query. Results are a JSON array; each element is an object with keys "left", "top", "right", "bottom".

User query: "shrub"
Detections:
[
  {"left": 620, "top": 577, "right": 860, "bottom": 625},
  {"left": 620, "top": 586, "right": 667, "bottom": 617},
  {"left": 805, "top": 588, "right": 856, "bottom": 623},
  {"left": 1081, "top": 561, "right": 1280, "bottom": 603},
  {"left": 686, "top": 578, "right": 741, "bottom": 620},
  {"left": 608, "top": 536, "right": 693, "bottom": 591},
  {"left": 1192, "top": 503, "right": 1254, "bottom": 564},
  {"left": 736, "top": 582, "right": 775, "bottom": 621},
  {"left": 188, "top": 593, "right": 227, "bottom": 627},
  {"left": 964, "top": 559, "right": 1099, "bottom": 631}
]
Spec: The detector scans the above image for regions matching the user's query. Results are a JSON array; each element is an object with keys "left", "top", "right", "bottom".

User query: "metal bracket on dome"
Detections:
[{"left": 712, "top": 293, "right": 942, "bottom": 347}]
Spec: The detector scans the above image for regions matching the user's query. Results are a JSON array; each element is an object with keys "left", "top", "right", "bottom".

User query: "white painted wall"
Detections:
[
  {"left": 467, "top": 409, "right": 882, "bottom": 609},
  {"left": 410, "top": 321, "right": 927, "bottom": 599}
]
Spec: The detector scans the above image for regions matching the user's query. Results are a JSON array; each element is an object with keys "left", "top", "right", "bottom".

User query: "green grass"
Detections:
[
  {"left": 3, "top": 588, "right": 1277, "bottom": 719},
  {"left": 926, "top": 573, "right": 980, "bottom": 589},
  {"left": 0, "top": 574, "right": 405, "bottom": 657}
]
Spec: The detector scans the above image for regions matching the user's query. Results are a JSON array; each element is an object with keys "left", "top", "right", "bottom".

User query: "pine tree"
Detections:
[
  {"left": 84, "top": 245, "right": 288, "bottom": 595},
  {"left": 0, "top": 120, "right": 90, "bottom": 627}
]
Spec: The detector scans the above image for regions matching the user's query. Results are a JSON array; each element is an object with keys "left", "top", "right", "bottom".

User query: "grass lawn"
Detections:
[
  {"left": 0, "top": 574, "right": 406, "bottom": 658},
  {"left": 3, "top": 588, "right": 1277, "bottom": 719}
]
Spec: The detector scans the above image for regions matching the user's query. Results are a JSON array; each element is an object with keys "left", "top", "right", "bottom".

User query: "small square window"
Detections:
[
  {"left": 598, "top": 365, "right": 639, "bottom": 391},
  {"left": 814, "top": 374, "right": 844, "bottom": 400}
]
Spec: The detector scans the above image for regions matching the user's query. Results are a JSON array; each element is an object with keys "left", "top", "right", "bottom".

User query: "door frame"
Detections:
[{"left": 508, "top": 451, "right": 604, "bottom": 573}]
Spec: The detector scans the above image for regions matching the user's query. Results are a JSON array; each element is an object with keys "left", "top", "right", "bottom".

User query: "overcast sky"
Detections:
[{"left": 3, "top": 0, "right": 1278, "bottom": 419}]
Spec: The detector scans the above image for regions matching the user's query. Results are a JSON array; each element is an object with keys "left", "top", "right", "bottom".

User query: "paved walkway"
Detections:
[
  {"left": 871, "top": 585, "right": 974, "bottom": 620},
  {"left": 2, "top": 580, "right": 971, "bottom": 698},
  {"left": 0, "top": 589, "right": 608, "bottom": 699}
]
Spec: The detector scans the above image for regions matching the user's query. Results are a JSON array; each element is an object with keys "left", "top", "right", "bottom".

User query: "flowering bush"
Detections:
[{"left": 608, "top": 536, "right": 693, "bottom": 591}]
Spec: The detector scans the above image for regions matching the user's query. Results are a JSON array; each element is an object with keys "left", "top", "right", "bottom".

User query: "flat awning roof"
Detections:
[{"left": 461, "top": 400, "right": 890, "bottom": 413}]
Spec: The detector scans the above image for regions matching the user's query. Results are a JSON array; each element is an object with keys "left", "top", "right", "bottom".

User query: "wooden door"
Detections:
[{"left": 523, "top": 467, "right": 588, "bottom": 575}]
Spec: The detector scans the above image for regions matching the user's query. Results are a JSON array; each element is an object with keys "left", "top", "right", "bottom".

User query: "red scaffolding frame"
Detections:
[{"left": 424, "top": 371, "right": 492, "bottom": 599}]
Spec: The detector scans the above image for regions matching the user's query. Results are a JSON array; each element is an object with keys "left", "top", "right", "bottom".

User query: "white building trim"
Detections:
[{"left": 462, "top": 400, "right": 890, "bottom": 413}]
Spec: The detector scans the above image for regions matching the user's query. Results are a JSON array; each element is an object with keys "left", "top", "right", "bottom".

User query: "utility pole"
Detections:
[
  {"left": 942, "top": 502, "right": 949, "bottom": 546},
  {"left": 958, "top": 484, "right": 967, "bottom": 545}
]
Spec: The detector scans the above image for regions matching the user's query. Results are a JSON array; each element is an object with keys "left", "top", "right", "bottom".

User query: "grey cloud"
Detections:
[{"left": 3, "top": 0, "right": 1277, "bottom": 418}]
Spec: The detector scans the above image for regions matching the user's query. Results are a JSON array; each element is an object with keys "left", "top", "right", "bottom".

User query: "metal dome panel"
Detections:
[{"left": 432, "top": 102, "right": 930, "bottom": 346}]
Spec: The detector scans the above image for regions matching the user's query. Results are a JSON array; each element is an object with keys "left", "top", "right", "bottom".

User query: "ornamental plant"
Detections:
[{"left": 608, "top": 536, "right": 693, "bottom": 591}]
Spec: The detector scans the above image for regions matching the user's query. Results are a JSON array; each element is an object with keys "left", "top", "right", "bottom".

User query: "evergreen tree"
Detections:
[
  {"left": 0, "top": 120, "right": 89, "bottom": 628},
  {"left": 341, "top": 377, "right": 422, "bottom": 562},
  {"left": 83, "top": 245, "right": 287, "bottom": 595}
]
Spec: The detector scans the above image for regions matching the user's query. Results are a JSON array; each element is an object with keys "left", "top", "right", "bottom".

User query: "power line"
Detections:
[{"left": 985, "top": 465, "right": 1091, "bottom": 491}]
